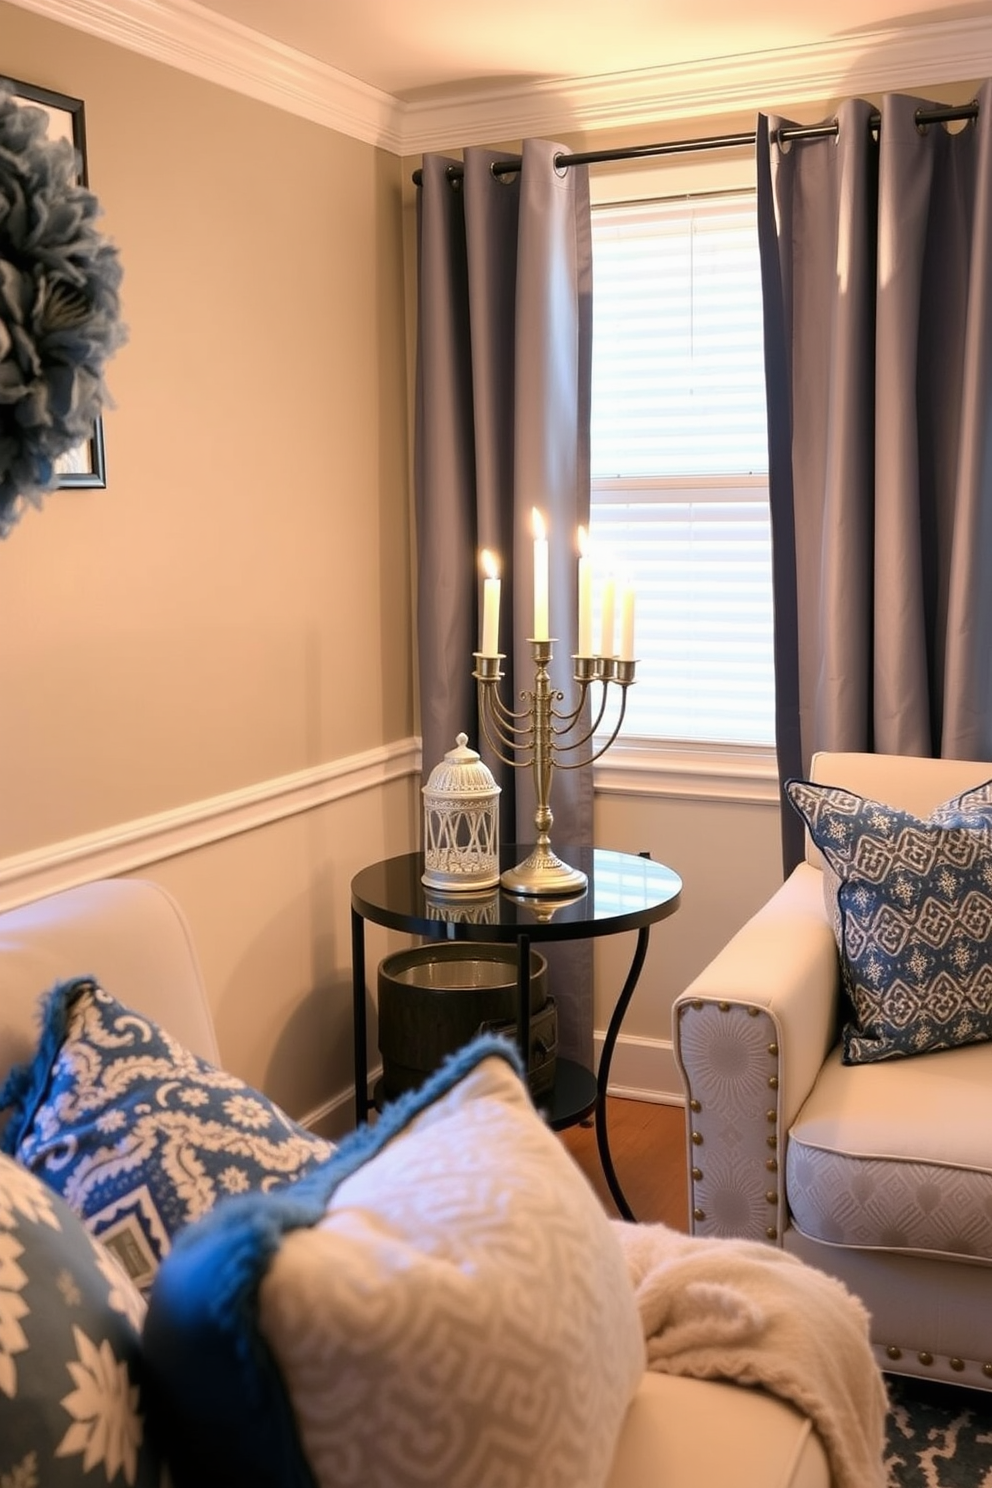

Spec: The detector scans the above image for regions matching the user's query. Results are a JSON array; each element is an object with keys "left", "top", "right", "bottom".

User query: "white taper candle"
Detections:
[
  {"left": 600, "top": 573, "right": 616, "bottom": 657},
  {"left": 619, "top": 580, "right": 636, "bottom": 661},
  {"left": 480, "top": 549, "right": 501, "bottom": 656},
  {"left": 532, "top": 508, "right": 549, "bottom": 640},
  {"left": 577, "top": 526, "right": 593, "bottom": 656}
]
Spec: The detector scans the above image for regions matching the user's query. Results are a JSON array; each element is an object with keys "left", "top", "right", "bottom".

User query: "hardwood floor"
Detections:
[{"left": 558, "top": 1096, "right": 689, "bottom": 1230}]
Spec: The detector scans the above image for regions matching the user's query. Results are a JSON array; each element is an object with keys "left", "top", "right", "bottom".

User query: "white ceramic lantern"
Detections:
[{"left": 422, "top": 733, "right": 501, "bottom": 892}]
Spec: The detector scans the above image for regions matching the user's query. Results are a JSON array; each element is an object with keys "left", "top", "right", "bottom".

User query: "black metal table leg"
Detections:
[
  {"left": 516, "top": 930, "right": 531, "bottom": 1064},
  {"left": 351, "top": 906, "right": 368, "bottom": 1124},
  {"left": 595, "top": 922, "right": 651, "bottom": 1222}
]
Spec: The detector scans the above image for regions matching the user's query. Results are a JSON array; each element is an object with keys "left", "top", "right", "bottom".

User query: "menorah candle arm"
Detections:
[{"left": 469, "top": 640, "right": 635, "bottom": 895}]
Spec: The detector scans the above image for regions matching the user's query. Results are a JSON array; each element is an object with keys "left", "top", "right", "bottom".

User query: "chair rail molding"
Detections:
[
  {"left": 7, "top": 0, "right": 992, "bottom": 155},
  {"left": 0, "top": 737, "right": 421, "bottom": 913}
]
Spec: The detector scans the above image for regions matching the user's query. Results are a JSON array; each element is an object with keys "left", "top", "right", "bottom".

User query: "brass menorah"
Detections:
[{"left": 474, "top": 638, "right": 636, "bottom": 895}]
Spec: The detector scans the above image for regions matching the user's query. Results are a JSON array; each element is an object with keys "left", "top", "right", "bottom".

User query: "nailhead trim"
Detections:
[
  {"left": 886, "top": 1349, "right": 989, "bottom": 1375},
  {"left": 680, "top": 999, "right": 786, "bottom": 1249},
  {"left": 886, "top": 1351, "right": 992, "bottom": 1368}
]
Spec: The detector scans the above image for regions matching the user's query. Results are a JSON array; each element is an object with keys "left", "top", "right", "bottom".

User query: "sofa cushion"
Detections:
[
  {"left": 142, "top": 1035, "right": 646, "bottom": 1488},
  {"left": 787, "top": 1042, "right": 992, "bottom": 1262},
  {"left": 0, "top": 979, "right": 334, "bottom": 1293},
  {"left": 785, "top": 778, "right": 992, "bottom": 1063},
  {"left": 0, "top": 1149, "right": 165, "bottom": 1486}
]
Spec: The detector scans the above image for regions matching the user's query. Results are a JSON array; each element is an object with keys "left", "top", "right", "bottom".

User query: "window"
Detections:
[{"left": 590, "top": 191, "right": 775, "bottom": 749}]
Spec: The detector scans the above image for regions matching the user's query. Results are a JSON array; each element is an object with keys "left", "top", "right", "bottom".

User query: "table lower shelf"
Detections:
[
  {"left": 370, "top": 1056, "right": 597, "bottom": 1134},
  {"left": 535, "top": 1057, "right": 597, "bottom": 1131}
]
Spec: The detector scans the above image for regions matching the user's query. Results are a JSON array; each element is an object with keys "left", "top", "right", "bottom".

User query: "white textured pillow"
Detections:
[{"left": 144, "top": 1038, "right": 645, "bottom": 1488}]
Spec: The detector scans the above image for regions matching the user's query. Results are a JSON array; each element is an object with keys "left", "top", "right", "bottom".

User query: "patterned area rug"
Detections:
[{"left": 886, "top": 1375, "right": 992, "bottom": 1486}]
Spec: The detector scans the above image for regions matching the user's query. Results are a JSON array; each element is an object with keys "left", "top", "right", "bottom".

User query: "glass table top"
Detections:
[{"left": 351, "top": 846, "right": 682, "bottom": 942}]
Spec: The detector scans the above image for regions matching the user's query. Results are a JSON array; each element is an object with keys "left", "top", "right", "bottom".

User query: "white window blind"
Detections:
[{"left": 590, "top": 194, "right": 775, "bottom": 747}]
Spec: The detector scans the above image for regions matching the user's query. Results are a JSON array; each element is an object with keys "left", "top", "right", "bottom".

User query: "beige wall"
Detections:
[
  {"left": 0, "top": 6, "right": 418, "bottom": 1131},
  {"left": 0, "top": 8, "right": 413, "bottom": 849}
]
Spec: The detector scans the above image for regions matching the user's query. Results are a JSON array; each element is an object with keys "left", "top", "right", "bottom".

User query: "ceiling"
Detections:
[
  {"left": 12, "top": 0, "right": 992, "bottom": 152},
  {"left": 181, "top": 0, "right": 990, "bottom": 102}
]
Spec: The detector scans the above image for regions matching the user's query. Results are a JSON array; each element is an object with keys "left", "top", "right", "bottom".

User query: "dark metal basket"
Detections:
[{"left": 377, "top": 943, "right": 557, "bottom": 1101}]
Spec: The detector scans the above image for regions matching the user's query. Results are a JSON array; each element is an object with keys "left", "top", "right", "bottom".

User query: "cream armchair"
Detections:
[{"left": 673, "top": 750, "right": 992, "bottom": 1393}]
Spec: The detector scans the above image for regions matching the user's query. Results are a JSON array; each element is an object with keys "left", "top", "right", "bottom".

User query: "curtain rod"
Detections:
[{"left": 411, "top": 100, "right": 979, "bottom": 185}]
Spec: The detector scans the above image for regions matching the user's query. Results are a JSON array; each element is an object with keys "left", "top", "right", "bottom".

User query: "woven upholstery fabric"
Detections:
[
  {"left": 788, "top": 1047, "right": 992, "bottom": 1260},
  {"left": 142, "top": 1038, "right": 645, "bottom": 1488},
  {"left": 0, "top": 1151, "right": 165, "bottom": 1486},
  {"left": 0, "top": 980, "right": 334, "bottom": 1292},
  {"left": 786, "top": 779, "right": 992, "bottom": 1063},
  {"left": 789, "top": 1141, "right": 992, "bottom": 1259}
]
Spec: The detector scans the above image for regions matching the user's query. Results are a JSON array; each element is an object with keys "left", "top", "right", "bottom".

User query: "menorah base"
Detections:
[{"left": 500, "top": 845, "right": 588, "bottom": 897}]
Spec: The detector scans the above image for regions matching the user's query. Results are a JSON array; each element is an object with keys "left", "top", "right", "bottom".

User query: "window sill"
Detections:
[{"left": 593, "top": 739, "right": 779, "bottom": 805}]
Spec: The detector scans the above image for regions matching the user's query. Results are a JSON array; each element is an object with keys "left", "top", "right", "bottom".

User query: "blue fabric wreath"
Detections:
[{"left": 0, "top": 83, "right": 126, "bottom": 536}]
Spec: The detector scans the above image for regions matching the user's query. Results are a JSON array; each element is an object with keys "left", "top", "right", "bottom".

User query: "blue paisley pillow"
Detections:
[
  {"left": 786, "top": 778, "right": 992, "bottom": 1063},
  {"left": 0, "top": 1150, "right": 166, "bottom": 1486},
  {"left": 0, "top": 980, "right": 334, "bottom": 1292}
]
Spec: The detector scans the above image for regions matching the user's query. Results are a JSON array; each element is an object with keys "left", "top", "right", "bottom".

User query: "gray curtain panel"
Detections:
[
  {"left": 415, "top": 139, "right": 595, "bottom": 1065},
  {"left": 758, "top": 83, "right": 992, "bottom": 871}
]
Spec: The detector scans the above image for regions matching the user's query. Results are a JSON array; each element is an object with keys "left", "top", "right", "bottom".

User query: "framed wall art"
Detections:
[{"left": 7, "top": 78, "right": 107, "bottom": 490}]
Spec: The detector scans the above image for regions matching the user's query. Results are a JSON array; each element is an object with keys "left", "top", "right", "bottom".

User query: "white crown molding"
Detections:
[
  {"left": 7, "top": 0, "right": 992, "bottom": 155},
  {"left": 4, "top": 0, "right": 407, "bottom": 149},
  {"left": 402, "top": 17, "right": 992, "bottom": 153},
  {"left": 0, "top": 737, "right": 421, "bottom": 913}
]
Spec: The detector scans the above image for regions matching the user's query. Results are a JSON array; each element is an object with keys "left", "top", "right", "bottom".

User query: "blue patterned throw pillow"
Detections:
[
  {"left": 786, "top": 778, "right": 992, "bottom": 1063},
  {"left": 0, "top": 1150, "right": 165, "bottom": 1486},
  {"left": 0, "top": 980, "right": 335, "bottom": 1292}
]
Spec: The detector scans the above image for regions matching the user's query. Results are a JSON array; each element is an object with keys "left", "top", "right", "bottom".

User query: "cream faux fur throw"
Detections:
[{"left": 612, "top": 1221, "right": 889, "bottom": 1488}]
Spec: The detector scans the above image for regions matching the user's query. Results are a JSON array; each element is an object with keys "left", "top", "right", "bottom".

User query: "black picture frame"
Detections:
[{"left": 7, "top": 77, "right": 107, "bottom": 490}]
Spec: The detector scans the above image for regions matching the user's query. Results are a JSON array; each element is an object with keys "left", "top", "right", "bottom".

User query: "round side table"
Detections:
[{"left": 351, "top": 845, "right": 682, "bottom": 1220}]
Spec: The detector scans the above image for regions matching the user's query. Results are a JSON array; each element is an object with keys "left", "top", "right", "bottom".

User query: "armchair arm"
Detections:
[{"left": 671, "top": 863, "right": 840, "bottom": 1244}]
